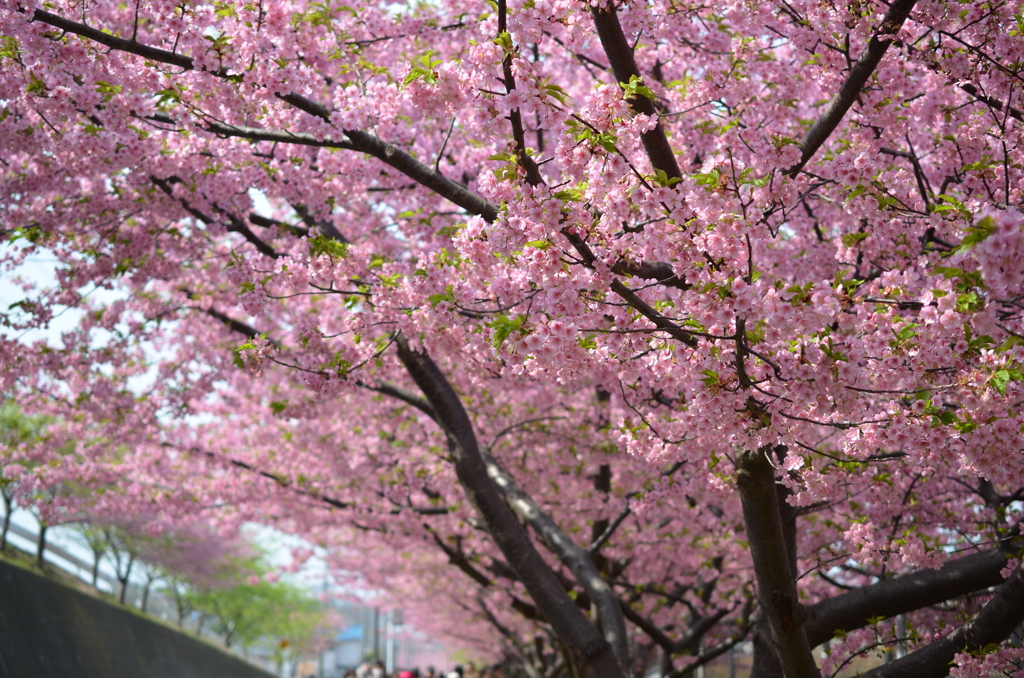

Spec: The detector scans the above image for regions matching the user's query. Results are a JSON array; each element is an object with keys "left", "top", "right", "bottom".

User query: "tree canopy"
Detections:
[{"left": 1, "top": 0, "right": 1023, "bottom": 675}]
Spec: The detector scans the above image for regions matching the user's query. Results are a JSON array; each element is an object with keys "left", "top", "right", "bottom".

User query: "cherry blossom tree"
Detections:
[{"left": 2, "top": 0, "right": 1024, "bottom": 675}]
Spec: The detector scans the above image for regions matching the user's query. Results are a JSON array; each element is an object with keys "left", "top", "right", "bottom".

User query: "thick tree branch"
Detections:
[
  {"left": 31, "top": 9, "right": 194, "bottom": 70},
  {"left": 959, "top": 82, "right": 1024, "bottom": 123},
  {"left": 248, "top": 213, "right": 310, "bottom": 238},
  {"left": 31, "top": 10, "right": 499, "bottom": 222},
  {"left": 202, "top": 306, "right": 282, "bottom": 349},
  {"left": 394, "top": 335, "right": 626, "bottom": 678},
  {"left": 789, "top": 0, "right": 919, "bottom": 176},
  {"left": 589, "top": 2, "right": 681, "bottom": 179},
  {"left": 804, "top": 547, "right": 1013, "bottom": 647},
  {"left": 151, "top": 177, "right": 279, "bottom": 258},
  {"left": 363, "top": 382, "right": 438, "bottom": 421},
  {"left": 481, "top": 450, "right": 630, "bottom": 667},
  {"left": 860, "top": 561, "right": 1024, "bottom": 678},
  {"left": 735, "top": 448, "right": 819, "bottom": 678}
]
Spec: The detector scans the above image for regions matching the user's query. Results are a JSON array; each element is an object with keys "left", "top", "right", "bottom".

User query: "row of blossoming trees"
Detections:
[
  {"left": 0, "top": 404, "right": 332, "bottom": 670},
  {"left": 1, "top": 0, "right": 1023, "bottom": 675}
]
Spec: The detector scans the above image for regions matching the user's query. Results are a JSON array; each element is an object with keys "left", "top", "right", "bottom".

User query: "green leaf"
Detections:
[
  {"left": 426, "top": 285, "right": 456, "bottom": 307},
  {"left": 329, "top": 352, "right": 351, "bottom": 376},
  {"left": 0, "top": 35, "right": 21, "bottom": 60},
  {"left": 620, "top": 74, "right": 656, "bottom": 102},
  {"left": 845, "top": 184, "right": 868, "bottom": 203},
  {"left": 956, "top": 215, "right": 996, "bottom": 251},
  {"left": 379, "top": 272, "right": 403, "bottom": 288},
  {"left": 308, "top": 234, "right": 349, "bottom": 260},
  {"left": 26, "top": 71, "right": 47, "bottom": 95},
  {"left": 891, "top": 323, "right": 920, "bottom": 347},
  {"left": 493, "top": 31, "right": 514, "bottom": 53},
  {"left": 652, "top": 168, "right": 682, "bottom": 188},
  {"left": 554, "top": 186, "right": 584, "bottom": 202},
  {"left": 820, "top": 339, "right": 848, "bottom": 362},
  {"left": 952, "top": 413, "right": 978, "bottom": 433},
  {"left": 841, "top": 232, "right": 869, "bottom": 247},
  {"left": 402, "top": 50, "right": 443, "bottom": 87},
  {"left": 487, "top": 314, "right": 526, "bottom": 349},
  {"left": 542, "top": 81, "right": 570, "bottom": 105}
]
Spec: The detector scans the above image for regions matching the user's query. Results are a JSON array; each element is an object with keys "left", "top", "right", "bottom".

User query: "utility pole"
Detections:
[{"left": 385, "top": 610, "right": 395, "bottom": 673}]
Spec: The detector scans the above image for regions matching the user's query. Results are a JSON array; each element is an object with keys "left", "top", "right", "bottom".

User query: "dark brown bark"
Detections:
[
  {"left": 735, "top": 449, "right": 819, "bottom": 678},
  {"left": 750, "top": 619, "right": 785, "bottom": 678},
  {"left": 482, "top": 451, "right": 630, "bottom": 666},
  {"left": 1, "top": 491, "right": 10, "bottom": 552},
  {"left": 36, "top": 523, "right": 47, "bottom": 569},
  {"left": 861, "top": 562, "right": 1024, "bottom": 678},
  {"left": 789, "top": 0, "right": 919, "bottom": 176},
  {"left": 804, "top": 547, "right": 1012, "bottom": 647},
  {"left": 395, "top": 335, "right": 626, "bottom": 678},
  {"left": 589, "top": 2, "right": 681, "bottom": 180}
]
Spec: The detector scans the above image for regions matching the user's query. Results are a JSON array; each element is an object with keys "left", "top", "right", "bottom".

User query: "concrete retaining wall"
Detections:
[{"left": 0, "top": 558, "right": 275, "bottom": 678}]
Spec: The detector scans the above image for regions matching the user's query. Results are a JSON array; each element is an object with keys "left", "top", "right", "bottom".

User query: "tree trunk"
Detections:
[
  {"left": 91, "top": 553, "right": 100, "bottom": 588},
  {"left": 735, "top": 448, "right": 818, "bottom": 678},
  {"left": 1, "top": 491, "right": 11, "bottom": 552},
  {"left": 36, "top": 523, "right": 47, "bottom": 569},
  {"left": 118, "top": 554, "right": 135, "bottom": 604},
  {"left": 750, "top": 619, "right": 784, "bottom": 678},
  {"left": 396, "top": 336, "right": 626, "bottom": 678}
]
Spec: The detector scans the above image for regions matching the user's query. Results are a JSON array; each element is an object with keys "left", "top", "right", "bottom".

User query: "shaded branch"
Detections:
[
  {"left": 734, "top": 448, "right": 818, "bottom": 678},
  {"left": 482, "top": 450, "right": 630, "bottom": 666},
  {"left": 959, "top": 82, "right": 1024, "bottom": 123},
  {"left": 804, "top": 547, "right": 1014, "bottom": 647},
  {"left": 248, "top": 213, "right": 310, "bottom": 238},
  {"left": 589, "top": 2, "right": 681, "bottom": 179},
  {"left": 394, "top": 334, "right": 626, "bottom": 678},
  {"left": 202, "top": 306, "right": 282, "bottom": 349},
  {"left": 363, "top": 381, "right": 438, "bottom": 421},
  {"left": 861, "top": 561, "right": 1024, "bottom": 678},
  {"left": 789, "top": 0, "right": 919, "bottom": 176},
  {"left": 151, "top": 176, "right": 279, "bottom": 258},
  {"left": 589, "top": 505, "right": 631, "bottom": 555}
]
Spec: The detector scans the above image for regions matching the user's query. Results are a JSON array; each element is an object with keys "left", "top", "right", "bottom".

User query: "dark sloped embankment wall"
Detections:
[{"left": 0, "top": 558, "right": 275, "bottom": 678}]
